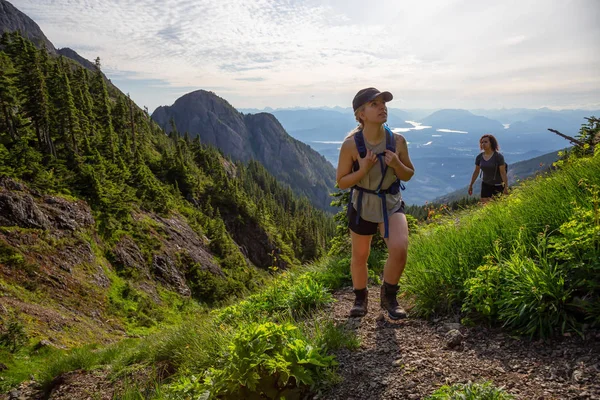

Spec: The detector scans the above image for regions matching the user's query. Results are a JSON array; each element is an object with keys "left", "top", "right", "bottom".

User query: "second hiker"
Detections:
[
  {"left": 336, "top": 87, "right": 415, "bottom": 319},
  {"left": 468, "top": 134, "right": 509, "bottom": 203}
]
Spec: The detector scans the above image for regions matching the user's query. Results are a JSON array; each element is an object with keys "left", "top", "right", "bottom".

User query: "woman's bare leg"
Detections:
[
  {"left": 380, "top": 212, "right": 409, "bottom": 285},
  {"left": 350, "top": 231, "right": 372, "bottom": 289},
  {"left": 378, "top": 212, "right": 409, "bottom": 319}
]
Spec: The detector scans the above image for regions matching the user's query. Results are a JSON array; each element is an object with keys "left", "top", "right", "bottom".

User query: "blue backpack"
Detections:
[{"left": 350, "top": 126, "right": 405, "bottom": 238}]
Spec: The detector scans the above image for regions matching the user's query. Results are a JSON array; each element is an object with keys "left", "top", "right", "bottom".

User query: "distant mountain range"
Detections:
[
  {"left": 0, "top": 0, "right": 337, "bottom": 212},
  {"left": 239, "top": 106, "right": 596, "bottom": 204},
  {"left": 420, "top": 109, "right": 505, "bottom": 134},
  {"left": 152, "top": 91, "right": 337, "bottom": 211}
]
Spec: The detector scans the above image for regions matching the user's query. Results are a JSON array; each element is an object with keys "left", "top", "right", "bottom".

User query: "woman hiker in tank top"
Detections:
[
  {"left": 468, "top": 134, "right": 508, "bottom": 203},
  {"left": 336, "top": 88, "right": 415, "bottom": 319}
]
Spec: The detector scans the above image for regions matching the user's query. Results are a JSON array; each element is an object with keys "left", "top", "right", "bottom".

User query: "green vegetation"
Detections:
[
  {"left": 0, "top": 31, "right": 338, "bottom": 397},
  {"left": 0, "top": 315, "right": 26, "bottom": 352},
  {"left": 29, "top": 258, "right": 356, "bottom": 398},
  {"left": 426, "top": 381, "right": 514, "bottom": 400},
  {"left": 403, "top": 119, "right": 599, "bottom": 337},
  {"left": 0, "top": 30, "right": 334, "bottom": 285},
  {"left": 168, "top": 322, "right": 336, "bottom": 399},
  {"left": 0, "top": 345, "right": 61, "bottom": 393}
]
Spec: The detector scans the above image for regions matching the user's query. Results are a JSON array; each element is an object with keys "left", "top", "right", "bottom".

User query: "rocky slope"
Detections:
[
  {"left": 152, "top": 90, "right": 337, "bottom": 211},
  {"left": 0, "top": 176, "right": 247, "bottom": 348}
]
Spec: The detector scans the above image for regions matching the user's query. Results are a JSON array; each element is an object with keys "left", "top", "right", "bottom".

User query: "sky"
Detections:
[{"left": 12, "top": 0, "right": 600, "bottom": 114}]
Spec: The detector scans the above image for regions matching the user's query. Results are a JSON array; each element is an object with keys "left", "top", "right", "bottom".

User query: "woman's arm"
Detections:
[
  {"left": 385, "top": 134, "right": 414, "bottom": 181},
  {"left": 336, "top": 138, "right": 376, "bottom": 189},
  {"left": 468, "top": 166, "right": 480, "bottom": 196},
  {"left": 499, "top": 165, "right": 508, "bottom": 194}
]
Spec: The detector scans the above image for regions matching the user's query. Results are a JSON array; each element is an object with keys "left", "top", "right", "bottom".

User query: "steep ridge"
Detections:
[
  {"left": 0, "top": 0, "right": 56, "bottom": 53},
  {"left": 152, "top": 90, "right": 337, "bottom": 211},
  {"left": 0, "top": 177, "right": 218, "bottom": 345}
]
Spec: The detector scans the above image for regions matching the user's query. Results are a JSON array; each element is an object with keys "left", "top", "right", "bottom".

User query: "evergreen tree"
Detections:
[
  {"left": 127, "top": 94, "right": 136, "bottom": 152},
  {"left": 71, "top": 68, "right": 94, "bottom": 153},
  {"left": 0, "top": 52, "right": 19, "bottom": 141},
  {"left": 16, "top": 40, "right": 54, "bottom": 157},
  {"left": 47, "top": 57, "right": 81, "bottom": 157},
  {"left": 90, "top": 57, "right": 116, "bottom": 160}
]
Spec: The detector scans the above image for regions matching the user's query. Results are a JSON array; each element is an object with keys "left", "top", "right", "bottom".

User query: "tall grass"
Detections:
[{"left": 404, "top": 153, "right": 600, "bottom": 318}]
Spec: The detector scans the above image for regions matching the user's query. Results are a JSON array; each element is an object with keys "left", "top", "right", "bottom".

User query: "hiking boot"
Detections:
[
  {"left": 349, "top": 288, "right": 368, "bottom": 317},
  {"left": 380, "top": 282, "right": 407, "bottom": 320}
]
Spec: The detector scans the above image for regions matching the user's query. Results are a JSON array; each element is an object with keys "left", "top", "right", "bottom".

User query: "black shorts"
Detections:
[
  {"left": 347, "top": 202, "right": 405, "bottom": 236},
  {"left": 481, "top": 182, "right": 503, "bottom": 198}
]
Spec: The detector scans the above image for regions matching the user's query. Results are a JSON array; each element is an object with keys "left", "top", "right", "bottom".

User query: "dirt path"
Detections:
[{"left": 320, "top": 287, "right": 600, "bottom": 400}]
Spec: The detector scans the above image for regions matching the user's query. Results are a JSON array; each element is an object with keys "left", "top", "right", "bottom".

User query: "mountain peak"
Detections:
[
  {"left": 429, "top": 109, "right": 475, "bottom": 117},
  {"left": 0, "top": 0, "right": 56, "bottom": 53},
  {"left": 151, "top": 91, "right": 336, "bottom": 210}
]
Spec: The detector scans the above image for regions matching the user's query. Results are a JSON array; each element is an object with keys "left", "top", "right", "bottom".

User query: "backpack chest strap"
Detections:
[{"left": 349, "top": 127, "right": 404, "bottom": 239}]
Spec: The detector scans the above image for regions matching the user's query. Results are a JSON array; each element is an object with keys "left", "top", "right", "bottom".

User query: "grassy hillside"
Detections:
[{"left": 404, "top": 146, "right": 599, "bottom": 337}]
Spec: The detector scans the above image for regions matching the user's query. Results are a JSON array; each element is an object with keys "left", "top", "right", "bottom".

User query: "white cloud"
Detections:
[{"left": 11, "top": 0, "right": 600, "bottom": 112}]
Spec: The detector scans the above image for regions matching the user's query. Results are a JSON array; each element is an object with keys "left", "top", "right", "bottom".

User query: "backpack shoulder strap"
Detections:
[
  {"left": 353, "top": 130, "right": 367, "bottom": 158},
  {"left": 384, "top": 126, "right": 396, "bottom": 153}
]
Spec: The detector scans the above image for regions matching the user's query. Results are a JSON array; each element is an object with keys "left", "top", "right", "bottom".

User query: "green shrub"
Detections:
[
  {"left": 213, "top": 273, "right": 332, "bottom": 324},
  {"left": 461, "top": 182, "right": 600, "bottom": 337},
  {"left": 0, "top": 241, "right": 25, "bottom": 267},
  {"left": 496, "top": 236, "right": 575, "bottom": 338},
  {"left": 0, "top": 316, "right": 27, "bottom": 352},
  {"left": 287, "top": 276, "right": 333, "bottom": 315},
  {"left": 549, "top": 182, "right": 600, "bottom": 296},
  {"left": 168, "top": 322, "right": 336, "bottom": 399},
  {"left": 309, "top": 319, "right": 360, "bottom": 352},
  {"left": 406, "top": 213, "right": 419, "bottom": 235},
  {"left": 426, "top": 381, "right": 514, "bottom": 399},
  {"left": 404, "top": 152, "right": 600, "bottom": 319},
  {"left": 462, "top": 243, "right": 504, "bottom": 323},
  {"left": 311, "top": 250, "right": 387, "bottom": 292},
  {"left": 311, "top": 256, "right": 352, "bottom": 290}
]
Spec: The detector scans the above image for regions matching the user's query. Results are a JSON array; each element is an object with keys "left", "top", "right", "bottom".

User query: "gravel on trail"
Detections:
[{"left": 320, "top": 287, "right": 600, "bottom": 400}]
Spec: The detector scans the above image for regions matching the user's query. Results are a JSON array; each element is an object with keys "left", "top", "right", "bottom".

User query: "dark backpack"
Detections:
[{"left": 349, "top": 126, "right": 405, "bottom": 238}]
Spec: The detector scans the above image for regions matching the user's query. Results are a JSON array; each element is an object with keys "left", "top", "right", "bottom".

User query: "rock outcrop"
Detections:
[{"left": 0, "top": 177, "right": 224, "bottom": 346}]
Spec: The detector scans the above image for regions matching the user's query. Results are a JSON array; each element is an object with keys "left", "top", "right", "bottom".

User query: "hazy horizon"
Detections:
[{"left": 13, "top": 0, "right": 600, "bottom": 114}]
